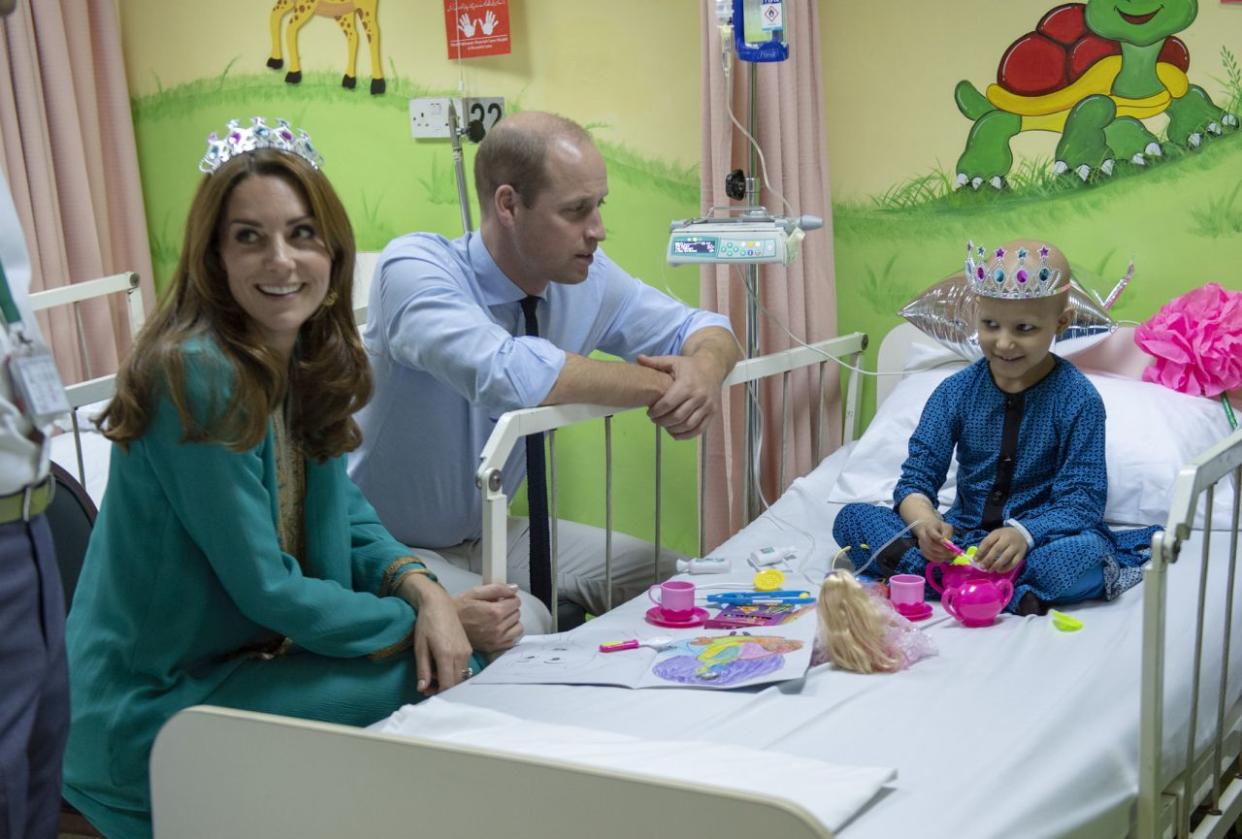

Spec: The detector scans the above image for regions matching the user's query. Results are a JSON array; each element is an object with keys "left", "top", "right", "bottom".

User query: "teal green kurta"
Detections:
[{"left": 63, "top": 341, "right": 436, "bottom": 838}]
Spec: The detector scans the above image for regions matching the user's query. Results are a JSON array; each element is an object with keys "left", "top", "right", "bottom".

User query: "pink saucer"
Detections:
[
  {"left": 894, "top": 601, "right": 933, "bottom": 622},
  {"left": 645, "top": 606, "right": 709, "bottom": 628}
]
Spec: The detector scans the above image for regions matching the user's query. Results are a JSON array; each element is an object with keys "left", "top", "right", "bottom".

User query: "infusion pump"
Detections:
[{"left": 667, "top": 213, "right": 821, "bottom": 266}]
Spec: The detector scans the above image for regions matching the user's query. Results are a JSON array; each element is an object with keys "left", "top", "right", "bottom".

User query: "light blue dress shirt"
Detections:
[{"left": 349, "top": 231, "right": 733, "bottom": 548}]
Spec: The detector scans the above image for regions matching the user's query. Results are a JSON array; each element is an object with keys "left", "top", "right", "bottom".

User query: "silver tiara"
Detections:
[
  {"left": 198, "top": 117, "right": 323, "bottom": 174},
  {"left": 964, "top": 241, "right": 1067, "bottom": 300}
]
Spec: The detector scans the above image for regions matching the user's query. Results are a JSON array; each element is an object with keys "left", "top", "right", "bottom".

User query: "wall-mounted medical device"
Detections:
[{"left": 667, "top": 210, "right": 822, "bottom": 267}]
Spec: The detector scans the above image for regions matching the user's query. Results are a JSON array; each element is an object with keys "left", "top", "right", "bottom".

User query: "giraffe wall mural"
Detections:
[{"left": 267, "top": 0, "right": 386, "bottom": 94}]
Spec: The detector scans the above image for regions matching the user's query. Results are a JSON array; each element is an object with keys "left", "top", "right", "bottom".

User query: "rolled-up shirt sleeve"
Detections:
[
  {"left": 593, "top": 260, "right": 733, "bottom": 360},
  {"left": 379, "top": 256, "right": 566, "bottom": 414}
]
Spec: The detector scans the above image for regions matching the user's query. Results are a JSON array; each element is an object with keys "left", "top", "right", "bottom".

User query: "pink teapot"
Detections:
[{"left": 941, "top": 578, "right": 1014, "bottom": 627}]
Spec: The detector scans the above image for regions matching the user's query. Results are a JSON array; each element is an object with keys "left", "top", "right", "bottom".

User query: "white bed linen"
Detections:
[
  {"left": 376, "top": 699, "right": 895, "bottom": 835},
  {"left": 379, "top": 446, "right": 1242, "bottom": 839},
  {"left": 49, "top": 423, "right": 112, "bottom": 505}
]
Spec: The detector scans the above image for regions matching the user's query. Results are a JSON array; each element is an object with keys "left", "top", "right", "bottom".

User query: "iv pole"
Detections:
[
  {"left": 448, "top": 101, "right": 474, "bottom": 234},
  {"left": 743, "top": 60, "right": 762, "bottom": 524}
]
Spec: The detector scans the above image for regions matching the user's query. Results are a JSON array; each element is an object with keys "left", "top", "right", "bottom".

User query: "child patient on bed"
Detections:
[{"left": 833, "top": 239, "right": 1160, "bottom": 616}]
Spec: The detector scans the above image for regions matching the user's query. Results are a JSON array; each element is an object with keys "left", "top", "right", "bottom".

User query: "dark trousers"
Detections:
[{"left": 0, "top": 515, "right": 68, "bottom": 839}]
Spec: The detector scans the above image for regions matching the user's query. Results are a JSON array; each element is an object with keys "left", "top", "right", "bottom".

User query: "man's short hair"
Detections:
[{"left": 473, "top": 113, "right": 593, "bottom": 217}]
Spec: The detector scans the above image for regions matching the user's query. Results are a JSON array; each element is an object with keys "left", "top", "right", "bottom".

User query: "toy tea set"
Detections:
[
  {"left": 893, "top": 541, "right": 1019, "bottom": 628},
  {"left": 644, "top": 566, "right": 813, "bottom": 629}
]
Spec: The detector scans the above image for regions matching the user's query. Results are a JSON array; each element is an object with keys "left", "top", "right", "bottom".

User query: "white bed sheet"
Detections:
[
  {"left": 49, "top": 422, "right": 112, "bottom": 506},
  {"left": 381, "top": 446, "right": 1242, "bottom": 839}
]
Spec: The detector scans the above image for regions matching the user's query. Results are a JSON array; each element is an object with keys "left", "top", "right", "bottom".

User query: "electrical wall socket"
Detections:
[{"left": 409, "top": 96, "right": 505, "bottom": 141}]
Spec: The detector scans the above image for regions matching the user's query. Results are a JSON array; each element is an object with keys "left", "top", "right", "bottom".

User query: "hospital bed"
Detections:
[{"left": 145, "top": 317, "right": 1242, "bottom": 838}]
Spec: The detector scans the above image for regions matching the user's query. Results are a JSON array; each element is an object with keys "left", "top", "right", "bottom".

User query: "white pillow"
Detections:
[
  {"left": 830, "top": 367, "right": 960, "bottom": 509},
  {"left": 829, "top": 367, "right": 1237, "bottom": 530}
]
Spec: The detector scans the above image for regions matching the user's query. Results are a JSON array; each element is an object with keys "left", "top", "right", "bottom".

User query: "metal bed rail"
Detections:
[
  {"left": 1140, "top": 425, "right": 1242, "bottom": 839},
  {"left": 29, "top": 272, "right": 145, "bottom": 485},
  {"left": 31, "top": 266, "right": 377, "bottom": 489},
  {"left": 475, "top": 332, "right": 868, "bottom": 629}
]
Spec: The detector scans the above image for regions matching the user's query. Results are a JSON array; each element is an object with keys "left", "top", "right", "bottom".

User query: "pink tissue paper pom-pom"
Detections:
[{"left": 1135, "top": 283, "right": 1242, "bottom": 398}]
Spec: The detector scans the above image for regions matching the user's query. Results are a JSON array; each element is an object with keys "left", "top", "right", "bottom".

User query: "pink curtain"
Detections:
[
  {"left": 0, "top": 0, "right": 154, "bottom": 384},
  {"left": 699, "top": 0, "right": 839, "bottom": 551}
]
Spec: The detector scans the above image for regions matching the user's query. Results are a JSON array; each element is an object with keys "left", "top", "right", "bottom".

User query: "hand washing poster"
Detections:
[{"left": 444, "top": 0, "right": 510, "bottom": 59}]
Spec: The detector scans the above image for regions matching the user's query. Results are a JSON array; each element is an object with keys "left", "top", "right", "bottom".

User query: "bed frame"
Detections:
[
  {"left": 28, "top": 271, "right": 145, "bottom": 483},
  {"left": 148, "top": 331, "right": 868, "bottom": 838},
  {"left": 150, "top": 705, "right": 830, "bottom": 838},
  {"left": 56, "top": 276, "right": 1238, "bottom": 838},
  {"left": 38, "top": 254, "right": 382, "bottom": 487},
  {"left": 475, "top": 332, "right": 867, "bottom": 625},
  {"left": 1141, "top": 425, "right": 1242, "bottom": 839}
]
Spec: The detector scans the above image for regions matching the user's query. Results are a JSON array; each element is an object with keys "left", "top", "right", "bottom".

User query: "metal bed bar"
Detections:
[
  {"left": 30, "top": 264, "right": 374, "bottom": 489},
  {"left": 475, "top": 332, "right": 868, "bottom": 629},
  {"left": 28, "top": 273, "right": 145, "bottom": 485},
  {"left": 1140, "top": 425, "right": 1242, "bottom": 839}
]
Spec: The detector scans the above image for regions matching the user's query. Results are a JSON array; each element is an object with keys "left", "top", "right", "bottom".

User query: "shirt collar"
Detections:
[{"left": 467, "top": 231, "right": 536, "bottom": 307}]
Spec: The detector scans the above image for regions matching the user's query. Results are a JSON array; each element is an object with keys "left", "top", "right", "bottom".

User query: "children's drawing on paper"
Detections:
[
  {"left": 508, "top": 642, "right": 579, "bottom": 671},
  {"left": 652, "top": 632, "right": 804, "bottom": 687}
]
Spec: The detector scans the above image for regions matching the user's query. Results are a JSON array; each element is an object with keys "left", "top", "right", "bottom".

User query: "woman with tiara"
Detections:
[{"left": 61, "top": 118, "right": 486, "bottom": 838}]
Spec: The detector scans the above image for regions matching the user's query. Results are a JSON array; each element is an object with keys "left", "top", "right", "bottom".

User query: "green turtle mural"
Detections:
[{"left": 955, "top": 0, "right": 1238, "bottom": 189}]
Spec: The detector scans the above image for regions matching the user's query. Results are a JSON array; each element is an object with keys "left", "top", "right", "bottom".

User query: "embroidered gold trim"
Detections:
[
  {"left": 388, "top": 566, "right": 434, "bottom": 597},
  {"left": 379, "top": 556, "right": 430, "bottom": 596},
  {"left": 368, "top": 626, "right": 416, "bottom": 660}
]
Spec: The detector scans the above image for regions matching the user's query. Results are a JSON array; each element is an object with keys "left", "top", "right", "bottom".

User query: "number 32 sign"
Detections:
[{"left": 444, "top": 0, "right": 511, "bottom": 59}]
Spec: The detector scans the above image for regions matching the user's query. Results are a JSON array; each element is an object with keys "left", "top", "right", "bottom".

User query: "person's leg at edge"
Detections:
[{"left": 0, "top": 516, "right": 68, "bottom": 839}]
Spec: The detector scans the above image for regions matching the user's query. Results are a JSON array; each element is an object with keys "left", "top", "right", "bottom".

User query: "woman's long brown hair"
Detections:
[{"left": 100, "top": 149, "right": 371, "bottom": 462}]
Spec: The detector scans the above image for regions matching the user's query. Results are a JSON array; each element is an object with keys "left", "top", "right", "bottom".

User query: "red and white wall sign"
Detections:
[{"left": 444, "top": 0, "right": 511, "bottom": 59}]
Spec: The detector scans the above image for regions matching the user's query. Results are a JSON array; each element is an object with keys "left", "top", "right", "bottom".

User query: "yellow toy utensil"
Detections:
[{"left": 1049, "top": 609, "right": 1083, "bottom": 632}]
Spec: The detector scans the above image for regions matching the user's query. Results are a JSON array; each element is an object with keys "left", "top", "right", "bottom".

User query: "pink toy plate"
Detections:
[
  {"left": 894, "top": 601, "right": 933, "bottom": 621},
  {"left": 645, "top": 606, "right": 709, "bottom": 628}
]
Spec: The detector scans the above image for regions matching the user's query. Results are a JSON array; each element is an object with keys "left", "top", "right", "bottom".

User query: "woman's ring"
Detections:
[{"left": 460, "top": 667, "right": 474, "bottom": 679}]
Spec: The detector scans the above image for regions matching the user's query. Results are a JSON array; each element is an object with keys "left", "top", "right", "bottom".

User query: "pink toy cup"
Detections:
[
  {"left": 648, "top": 580, "right": 696, "bottom": 621},
  {"left": 888, "top": 574, "right": 925, "bottom": 608},
  {"left": 942, "top": 579, "right": 1014, "bottom": 627}
]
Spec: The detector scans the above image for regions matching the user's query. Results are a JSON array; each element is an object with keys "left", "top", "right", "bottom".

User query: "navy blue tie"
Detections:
[{"left": 519, "top": 295, "right": 552, "bottom": 611}]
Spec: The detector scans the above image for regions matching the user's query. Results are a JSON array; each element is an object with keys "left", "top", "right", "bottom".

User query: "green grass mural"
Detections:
[
  {"left": 834, "top": 109, "right": 1242, "bottom": 427},
  {"left": 132, "top": 73, "right": 705, "bottom": 557}
]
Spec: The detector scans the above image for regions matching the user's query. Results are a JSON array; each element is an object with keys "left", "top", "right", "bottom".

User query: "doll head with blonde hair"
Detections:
[{"left": 816, "top": 569, "right": 936, "bottom": 674}]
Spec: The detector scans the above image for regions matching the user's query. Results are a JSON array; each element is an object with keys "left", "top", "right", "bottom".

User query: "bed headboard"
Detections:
[{"left": 875, "top": 322, "right": 945, "bottom": 408}]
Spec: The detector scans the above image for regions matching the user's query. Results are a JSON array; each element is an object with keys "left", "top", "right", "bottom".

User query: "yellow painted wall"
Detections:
[
  {"left": 115, "top": 0, "right": 710, "bottom": 558},
  {"left": 118, "top": 0, "right": 700, "bottom": 168},
  {"left": 821, "top": 0, "right": 1242, "bottom": 201},
  {"left": 818, "top": 0, "right": 1242, "bottom": 426}
]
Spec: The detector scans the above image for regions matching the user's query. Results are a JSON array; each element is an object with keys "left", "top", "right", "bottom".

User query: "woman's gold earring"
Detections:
[{"left": 322, "top": 290, "right": 339, "bottom": 309}]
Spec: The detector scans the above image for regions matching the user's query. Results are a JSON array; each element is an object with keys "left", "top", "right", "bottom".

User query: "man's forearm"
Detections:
[
  {"left": 681, "top": 326, "right": 741, "bottom": 383},
  {"left": 541, "top": 353, "right": 671, "bottom": 407}
]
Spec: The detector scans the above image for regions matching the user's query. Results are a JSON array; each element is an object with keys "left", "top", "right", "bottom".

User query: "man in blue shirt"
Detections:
[{"left": 350, "top": 111, "right": 738, "bottom": 640}]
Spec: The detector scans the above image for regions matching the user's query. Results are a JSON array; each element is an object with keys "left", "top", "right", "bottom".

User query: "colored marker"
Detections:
[{"left": 599, "top": 640, "right": 639, "bottom": 653}]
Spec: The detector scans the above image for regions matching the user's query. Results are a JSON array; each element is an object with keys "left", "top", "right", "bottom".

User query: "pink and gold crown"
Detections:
[
  {"left": 964, "top": 241, "right": 1067, "bottom": 300},
  {"left": 198, "top": 117, "right": 323, "bottom": 174}
]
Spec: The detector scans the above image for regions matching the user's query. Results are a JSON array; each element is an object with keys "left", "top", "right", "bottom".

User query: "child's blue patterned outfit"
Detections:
[{"left": 834, "top": 357, "right": 1159, "bottom": 611}]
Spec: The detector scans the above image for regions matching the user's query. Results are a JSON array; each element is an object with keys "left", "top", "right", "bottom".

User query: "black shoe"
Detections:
[
  {"left": 1016, "top": 591, "right": 1048, "bottom": 616},
  {"left": 556, "top": 598, "right": 588, "bottom": 630}
]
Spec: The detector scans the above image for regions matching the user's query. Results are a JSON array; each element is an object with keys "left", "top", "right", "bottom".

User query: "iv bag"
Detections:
[{"left": 734, "top": 0, "right": 789, "bottom": 62}]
